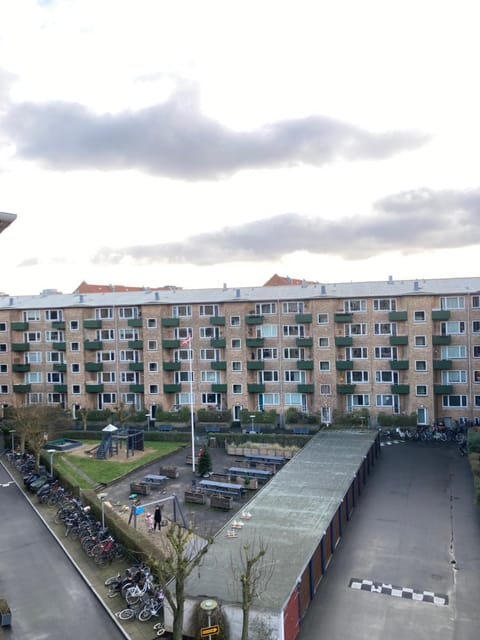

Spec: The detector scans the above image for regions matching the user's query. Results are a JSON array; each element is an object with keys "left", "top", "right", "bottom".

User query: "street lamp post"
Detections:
[
  {"left": 200, "top": 598, "right": 218, "bottom": 640},
  {"left": 250, "top": 414, "right": 255, "bottom": 433},
  {"left": 145, "top": 412, "right": 150, "bottom": 432},
  {"left": 98, "top": 492, "right": 108, "bottom": 528},
  {"left": 47, "top": 449, "right": 56, "bottom": 478},
  {"left": 9, "top": 429, "right": 15, "bottom": 452}
]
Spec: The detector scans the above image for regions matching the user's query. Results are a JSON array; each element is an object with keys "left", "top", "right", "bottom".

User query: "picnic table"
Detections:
[
  {"left": 143, "top": 474, "right": 168, "bottom": 489},
  {"left": 198, "top": 479, "right": 245, "bottom": 498},
  {"left": 228, "top": 466, "right": 272, "bottom": 483}
]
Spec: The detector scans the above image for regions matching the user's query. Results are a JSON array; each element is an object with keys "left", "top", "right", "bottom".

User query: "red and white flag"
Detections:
[{"left": 180, "top": 335, "right": 191, "bottom": 347}]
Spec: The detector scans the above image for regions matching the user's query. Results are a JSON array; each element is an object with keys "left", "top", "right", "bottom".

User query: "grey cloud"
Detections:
[
  {"left": 2, "top": 86, "right": 428, "bottom": 180},
  {"left": 93, "top": 187, "right": 480, "bottom": 266}
]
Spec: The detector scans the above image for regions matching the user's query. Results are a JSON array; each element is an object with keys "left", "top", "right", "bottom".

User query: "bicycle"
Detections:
[
  {"left": 152, "top": 621, "right": 166, "bottom": 636},
  {"left": 137, "top": 588, "right": 164, "bottom": 622}
]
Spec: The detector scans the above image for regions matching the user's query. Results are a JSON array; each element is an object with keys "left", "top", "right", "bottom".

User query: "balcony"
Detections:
[
  {"left": 11, "top": 322, "right": 29, "bottom": 331},
  {"left": 13, "top": 384, "right": 31, "bottom": 393},
  {"left": 296, "top": 337, "right": 313, "bottom": 347},
  {"left": 161, "top": 317, "right": 179, "bottom": 327},
  {"left": 389, "top": 360, "right": 409, "bottom": 370},
  {"left": 127, "top": 318, "right": 143, "bottom": 327},
  {"left": 210, "top": 316, "right": 226, "bottom": 326},
  {"left": 162, "top": 339, "right": 180, "bottom": 349},
  {"left": 391, "top": 384, "right": 410, "bottom": 394},
  {"left": 245, "top": 315, "right": 264, "bottom": 325},
  {"left": 390, "top": 336, "right": 408, "bottom": 345},
  {"left": 295, "top": 313, "right": 312, "bottom": 323},
  {"left": 336, "top": 384, "right": 356, "bottom": 394},
  {"left": 164, "top": 383, "right": 181, "bottom": 393},
  {"left": 334, "top": 313, "right": 353, "bottom": 323},
  {"left": 163, "top": 361, "right": 180, "bottom": 371},
  {"left": 211, "top": 361, "right": 227, "bottom": 370},
  {"left": 210, "top": 338, "right": 226, "bottom": 348},
  {"left": 335, "top": 336, "right": 353, "bottom": 347},
  {"left": 53, "top": 384, "right": 68, "bottom": 393},
  {"left": 12, "top": 343, "right": 29, "bottom": 351},
  {"left": 247, "top": 383, "right": 265, "bottom": 393},
  {"left": 433, "top": 360, "right": 452, "bottom": 370},
  {"left": 52, "top": 342, "right": 66, "bottom": 351},
  {"left": 85, "top": 362, "right": 103, "bottom": 372},
  {"left": 432, "top": 335, "right": 451, "bottom": 345},
  {"left": 83, "top": 319, "right": 102, "bottom": 329},
  {"left": 297, "top": 360, "right": 314, "bottom": 369},
  {"left": 53, "top": 363, "right": 67, "bottom": 372},
  {"left": 432, "top": 310, "right": 451, "bottom": 321},
  {"left": 51, "top": 321, "right": 66, "bottom": 330},
  {"left": 434, "top": 384, "right": 453, "bottom": 394},
  {"left": 389, "top": 311, "right": 408, "bottom": 321},
  {"left": 86, "top": 384, "right": 104, "bottom": 393},
  {"left": 336, "top": 360, "right": 354, "bottom": 370},
  {"left": 128, "top": 362, "right": 144, "bottom": 371},
  {"left": 129, "top": 384, "right": 145, "bottom": 393},
  {"left": 12, "top": 363, "right": 30, "bottom": 372},
  {"left": 128, "top": 340, "right": 143, "bottom": 349},
  {"left": 211, "top": 384, "right": 227, "bottom": 393},
  {"left": 247, "top": 361, "right": 264, "bottom": 370},
  {"left": 246, "top": 338, "right": 264, "bottom": 348},
  {"left": 297, "top": 384, "right": 314, "bottom": 393},
  {"left": 84, "top": 340, "right": 103, "bottom": 350}
]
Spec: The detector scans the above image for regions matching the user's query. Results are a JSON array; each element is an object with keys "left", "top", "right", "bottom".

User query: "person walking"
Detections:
[{"left": 154, "top": 505, "right": 162, "bottom": 532}]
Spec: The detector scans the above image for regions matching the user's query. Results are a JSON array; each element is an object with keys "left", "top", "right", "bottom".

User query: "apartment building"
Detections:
[{"left": 1, "top": 276, "right": 480, "bottom": 427}]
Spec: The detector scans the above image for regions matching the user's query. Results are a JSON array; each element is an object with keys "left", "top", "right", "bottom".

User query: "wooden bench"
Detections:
[
  {"left": 210, "top": 494, "right": 233, "bottom": 510},
  {"left": 160, "top": 465, "right": 179, "bottom": 479},
  {"left": 184, "top": 491, "right": 206, "bottom": 505},
  {"left": 129, "top": 482, "right": 151, "bottom": 496}
]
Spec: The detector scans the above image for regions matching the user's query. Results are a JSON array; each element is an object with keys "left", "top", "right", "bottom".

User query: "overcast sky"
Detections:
[{"left": 1, "top": 0, "right": 480, "bottom": 295}]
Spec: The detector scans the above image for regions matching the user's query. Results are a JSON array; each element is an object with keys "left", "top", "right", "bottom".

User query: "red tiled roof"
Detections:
[
  {"left": 73, "top": 281, "right": 179, "bottom": 294},
  {"left": 263, "top": 274, "right": 316, "bottom": 286}
]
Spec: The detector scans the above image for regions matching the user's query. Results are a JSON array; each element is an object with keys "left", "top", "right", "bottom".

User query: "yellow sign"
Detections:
[{"left": 200, "top": 624, "right": 220, "bottom": 637}]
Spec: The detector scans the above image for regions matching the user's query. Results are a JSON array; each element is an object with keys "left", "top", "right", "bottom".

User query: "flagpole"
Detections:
[{"left": 188, "top": 334, "right": 195, "bottom": 474}]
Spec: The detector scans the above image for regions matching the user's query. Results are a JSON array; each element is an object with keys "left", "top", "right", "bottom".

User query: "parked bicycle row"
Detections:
[{"left": 380, "top": 426, "right": 468, "bottom": 443}]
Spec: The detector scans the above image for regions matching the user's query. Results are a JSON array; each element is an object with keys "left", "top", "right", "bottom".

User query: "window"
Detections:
[
  {"left": 26, "top": 352, "right": 41, "bottom": 363},
  {"left": 317, "top": 313, "right": 329, "bottom": 324},
  {"left": 318, "top": 337, "right": 329, "bottom": 347},
  {"left": 347, "top": 370, "right": 369, "bottom": 383},
  {"left": 120, "top": 371, "right": 136, "bottom": 383},
  {"left": 71, "top": 363, "right": 80, "bottom": 373},
  {"left": 472, "top": 296, "right": 480, "bottom": 309},
  {"left": 100, "top": 393, "right": 117, "bottom": 404},
  {"left": 320, "top": 384, "right": 331, "bottom": 394},
  {"left": 147, "top": 340, "right": 158, "bottom": 351},
  {"left": 474, "top": 346, "right": 480, "bottom": 358},
  {"left": 374, "top": 346, "right": 396, "bottom": 359},
  {"left": 415, "top": 360, "right": 427, "bottom": 371},
  {"left": 474, "top": 396, "right": 480, "bottom": 407},
  {"left": 349, "top": 394, "right": 370, "bottom": 406},
  {"left": 0, "top": 364, "right": 7, "bottom": 373},
  {"left": 474, "top": 371, "right": 480, "bottom": 383},
  {"left": 473, "top": 321, "right": 480, "bottom": 334},
  {"left": 149, "top": 384, "right": 159, "bottom": 394},
  {"left": 97, "top": 329, "right": 115, "bottom": 341},
  {"left": 175, "top": 392, "right": 194, "bottom": 405},
  {"left": 285, "top": 393, "right": 304, "bottom": 405},
  {"left": 232, "top": 384, "right": 242, "bottom": 394},
  {"left": 260, "top": 393, "right": 279, "bottom": 405},
  {"left": 348, "top": 323, "right": 367, "bottom": 336},
  {"left": 261, "top": 370, "right": 280, "bottom": 382},
  {"left": 69, "top": 320, "right": 79, "bottom": 331},
  {"left": 442, "top": 395, "right": 467, "bottom": 408},
  {"left": 415, "top": 335, "right": 427, "bottom": 347},
  {"left": 283, "top": 347, "right": 304, "bottom": 359},
  {"left": 0, "top": 322, "right": 6, "bottom": 332},
  {"left": 26, "top": 392, "right": 42, "bottom": 403},
  {"left": 175, "top": 348, "right": 192, "bottom": 361},
  {"left": 148, "top": 362, "right": 158, "bottom": 372},
  {"left": 0, "top": 385, "right": 8, "bottom": 393},
  {"left": 200, "top": 371, "right": 218, "bottom": 383},
  {"left": 441, "top": 321, "right": 465, "bottom": 335},
  {"left": 416, "top": 385, "right": 428, "bottom": 396},
  {"left": 441, "top": 345, "right": 467, "bottom": 359},
  {"left": 45, "top": 330, "right": 64, "bottom": 342},
  {"left": 25, "top": 331, "right": 41, "bottom": 343},
  {"left": 258, "top": 325, "right": 278, "bottom": 338},
  {"left": 120, "top": 350, "right": 139, "bottom": 362},
  {"left": 46, "top": 309, "right": 63, "bottom": 321},
  {"left": 231, "top": 338, "right": 241, "bottom": 349},
  {"left": 200, "top": 349, "right": 220, "bottom": 361},
  {"left": 118, "top": 307, "right": 140, "bottom": 319},
  {"left": 442, "top": 370, "right": 467, "bottom": 383},
  {"left": 230, "top": 316, "right": 241, "bottom": 327},
  {"left": 257, "top": 348, "right": 278, "bottom": 360},
  {"left": 47, "top": 393, "right": 63, "bottom": 405},
  {"left": 440, "top": 296, "right": 464, "bottom": 310},
  {"left": 376, "top": 394, "right": 395, "bottom": 407},
  {"left": 282, "top": 301, "right": 304, "bottom": 313},
  {"left": 373, "top": 299, "right": 396, "bottom": 311},
  {"left": 199, "top": 327, "right": 218, "bottom": 339},
  {"left": 119, "top": 328, "right": 138, "bottom": 341},
  {"left": 232, "top": 361, "right": 242, "bottom": 371},
  {"left": 0, "top": 344, "right": 7, "bottom": 352},
  {"left": 347, "top": 347, "right": 368, "bottom": 359},
  {"left": 344, "top": 299, "right": 367, "bottom": 313},
  {"left": 319, "top": 361, "right": 330, "bottom": 371},
  {"left": 70, "top": 342, "right": 80, "bottom": 352},
  {"left": 24, "top": 310, "right": 40, "bottom": 321},
  {"left": 255, "top": 303, "right": 276, "bottom": 314},
  {"left": 284, "top": 370, "right": 305, "bottom": 383},
  {"left": 199, "top": 304, "right": 219, "bottom": 316},
  {"left": 72, "top": 385, "right": 81, "bottom": 394},
  {"left": 101, "top": 372, "right": 116, "bottom": 383},
  {"left": 46, "top": 352, "right": 64, "bottom": 363},
  {"left": 414, "top": 310, "right": 425, "bottom": 322},
  {"left": 374, "top": 322, "right": 396, "bottom": 336},
  {"left": 95, "top": 308, "right": 113, "bottom": 320},
  {"left": 172, "top": 305, "right": 192, "bottom": 318},
  {"left": 375, "top": 370, "right": 398, "bottom": 383},
  {"left": 175, "top": 327, "right": 193, "bottom": 341},
  {"left": 47, "top": 372, "right": 63, "bottom": 383},
  {"left": 147, "top": 318, "right": 157, "bottom": 329},
  {"left": 26, "top": 372, "right": 42, "bottom": 383},
  {"left": 283, "top": 325, "right": 305, "bottom": 337},
  {"left": 97, "top": 351, "right": 115, "bottom": 362},
  {"left": 201, "top": 393, "right": 222, "bottom": 405}
]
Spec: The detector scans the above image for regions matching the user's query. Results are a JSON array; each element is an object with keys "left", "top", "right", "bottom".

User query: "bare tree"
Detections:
[
  {"left": 231, "top": 537, "right": 274, "bottom": 640},
  {"left": 148, "top": 523, "right": 213, "bottom": 640},
  {"left": 10, "top": 405, "right": 64, "bottom": 468},
  {"left": 77, "top": 407, "right": 89, "bottom": 432}
]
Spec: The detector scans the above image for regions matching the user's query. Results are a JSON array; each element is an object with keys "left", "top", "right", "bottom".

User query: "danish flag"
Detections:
[{"left": 180, "top": 335, "right": 191, "bottom": 346}]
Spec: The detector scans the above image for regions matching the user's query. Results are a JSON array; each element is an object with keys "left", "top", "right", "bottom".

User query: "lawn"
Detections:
[{"left": 47, "top": 440, "right": 185, "bottom": 489}]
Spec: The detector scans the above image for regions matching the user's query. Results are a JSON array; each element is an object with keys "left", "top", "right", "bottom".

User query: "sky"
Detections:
[{"left": 1, "top": 0, "right": 480, "bottom": 296}]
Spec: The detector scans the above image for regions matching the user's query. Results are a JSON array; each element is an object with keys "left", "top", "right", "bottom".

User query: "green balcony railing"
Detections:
[
  {"left": 210, "top": 338, "right": 226, "bottom": 348},
  {"left": 53, "top": 363, "right": 67, "bottom": 372},
  {"left": 246, "top": 338, "right": 264, "bottom": 348},
  {"left": 12, "top": 363, "right": 30, "bottom": 372},
  {"left": 245, "top": 315, "right": 264, "bottom": 325},
  {"left": 163, "top": 361, "right": 181, "bottom": 371},
  {"left": 83, "top": 319, "right": 102, "bottom": 329},
  {"left": 129, "top": 384, "right": 145, "bottom": 393},
  {"left": 13, "top": 384, "right": 31, "bottom": 393},
  {"left": 52, "top": 342, "right": 66, "bottom": 351},
  {"left": 390, "top": 335, "right": 408, "bottom": 345},
  {"left": 85, "top": 362, "right": 103, "bottom": 372},
  {"left": 128, "top": 340, "right": 143, "bottom": 349},
  {"left": 391, "top": 384, "right": 410, "bottom": 394},
  {"left": 432, "top": 335, "right": 451, "bottom": 345},
  {"left": 162, "top": 339, "right": 180, "bottom": 349},
  {"left": 51, "top": 321, "right": 66, "bottom": 330},
  {"left": 11, "top": 322, "right": 29, "bottom": 331},
  {"left": 127, "top": 318, "right": 143, "bottom": 327},
  {"left": 128, "top": 362, "right": 144, "bottom": 371},
  {"left": 163, "top": 383, "right": 181, "bottom": 393},
  {"left": 296, "top": 337, "right": 313, "bottom": 347},
  {"left": 247, "top": 383, "right": 265, "bottom": 393},
  {"left": 86, "top": 384, "right": 104, "bottom": 393},
  {"left": 433, "top": 360, "right": 452, "bottom": 369},
  {"left": 336, "top": 360, "right": 354, "bottom": 370},
  {"left": 84, "top": 340, "right": 103, "bottom": 350},
  {"left": 389, "top": 311, "right": 408, "bottom": 321},
  {"left": 334, "top": 313, "right": 353, "bottom": 323},
  {"left": 210, "top": 316, "right": 226, "bottom": 326},
  {"left": 211, "top": 384, "right": 228, "bottom": 393},
  {"left": 335, "top": 336, "right": 353, "bottom": 346},
  {"left": 297, "top": 360, "right": 314, "bottom": 369},
  {"left": 389, "top": 360, "right": 409, "bottom": 370},
  {"left": 211, "top": 361, "right": 227, "bottom": 370},
  {"left": 53, "top": 384, "right": 68, "bottom": 393},
  {"left": 434, "top": 384, "right": 453, "bottom": 394},
  {"left": 297, "top": 384, "right": 314, "bottom": 393},
  {"left": 432, "top": 310, "right": 451, "bottom": 321},
  {"left": 247, "top": 361, "right": 264, "bottom": 370},
  {"left": 295, "top": 313, "right": 313, "bottom": 323},
  {"left": 336, "top": 384, "right": 356, "bottom": 394},
  {"left": 161, "top": 317, "right": 180, "bottom": 327},
  {"left": 12, "top": 343, "right": 29, "bottom": 351}
]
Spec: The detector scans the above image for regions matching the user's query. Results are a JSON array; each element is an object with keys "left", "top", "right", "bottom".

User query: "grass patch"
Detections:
[{"left": 52, "top": 440, "right": 185, "bottom": 488}]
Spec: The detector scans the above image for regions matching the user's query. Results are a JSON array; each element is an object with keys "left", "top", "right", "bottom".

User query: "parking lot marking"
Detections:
[{"left": 349, "top": 578, "right": 448, "bottom": 606}]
